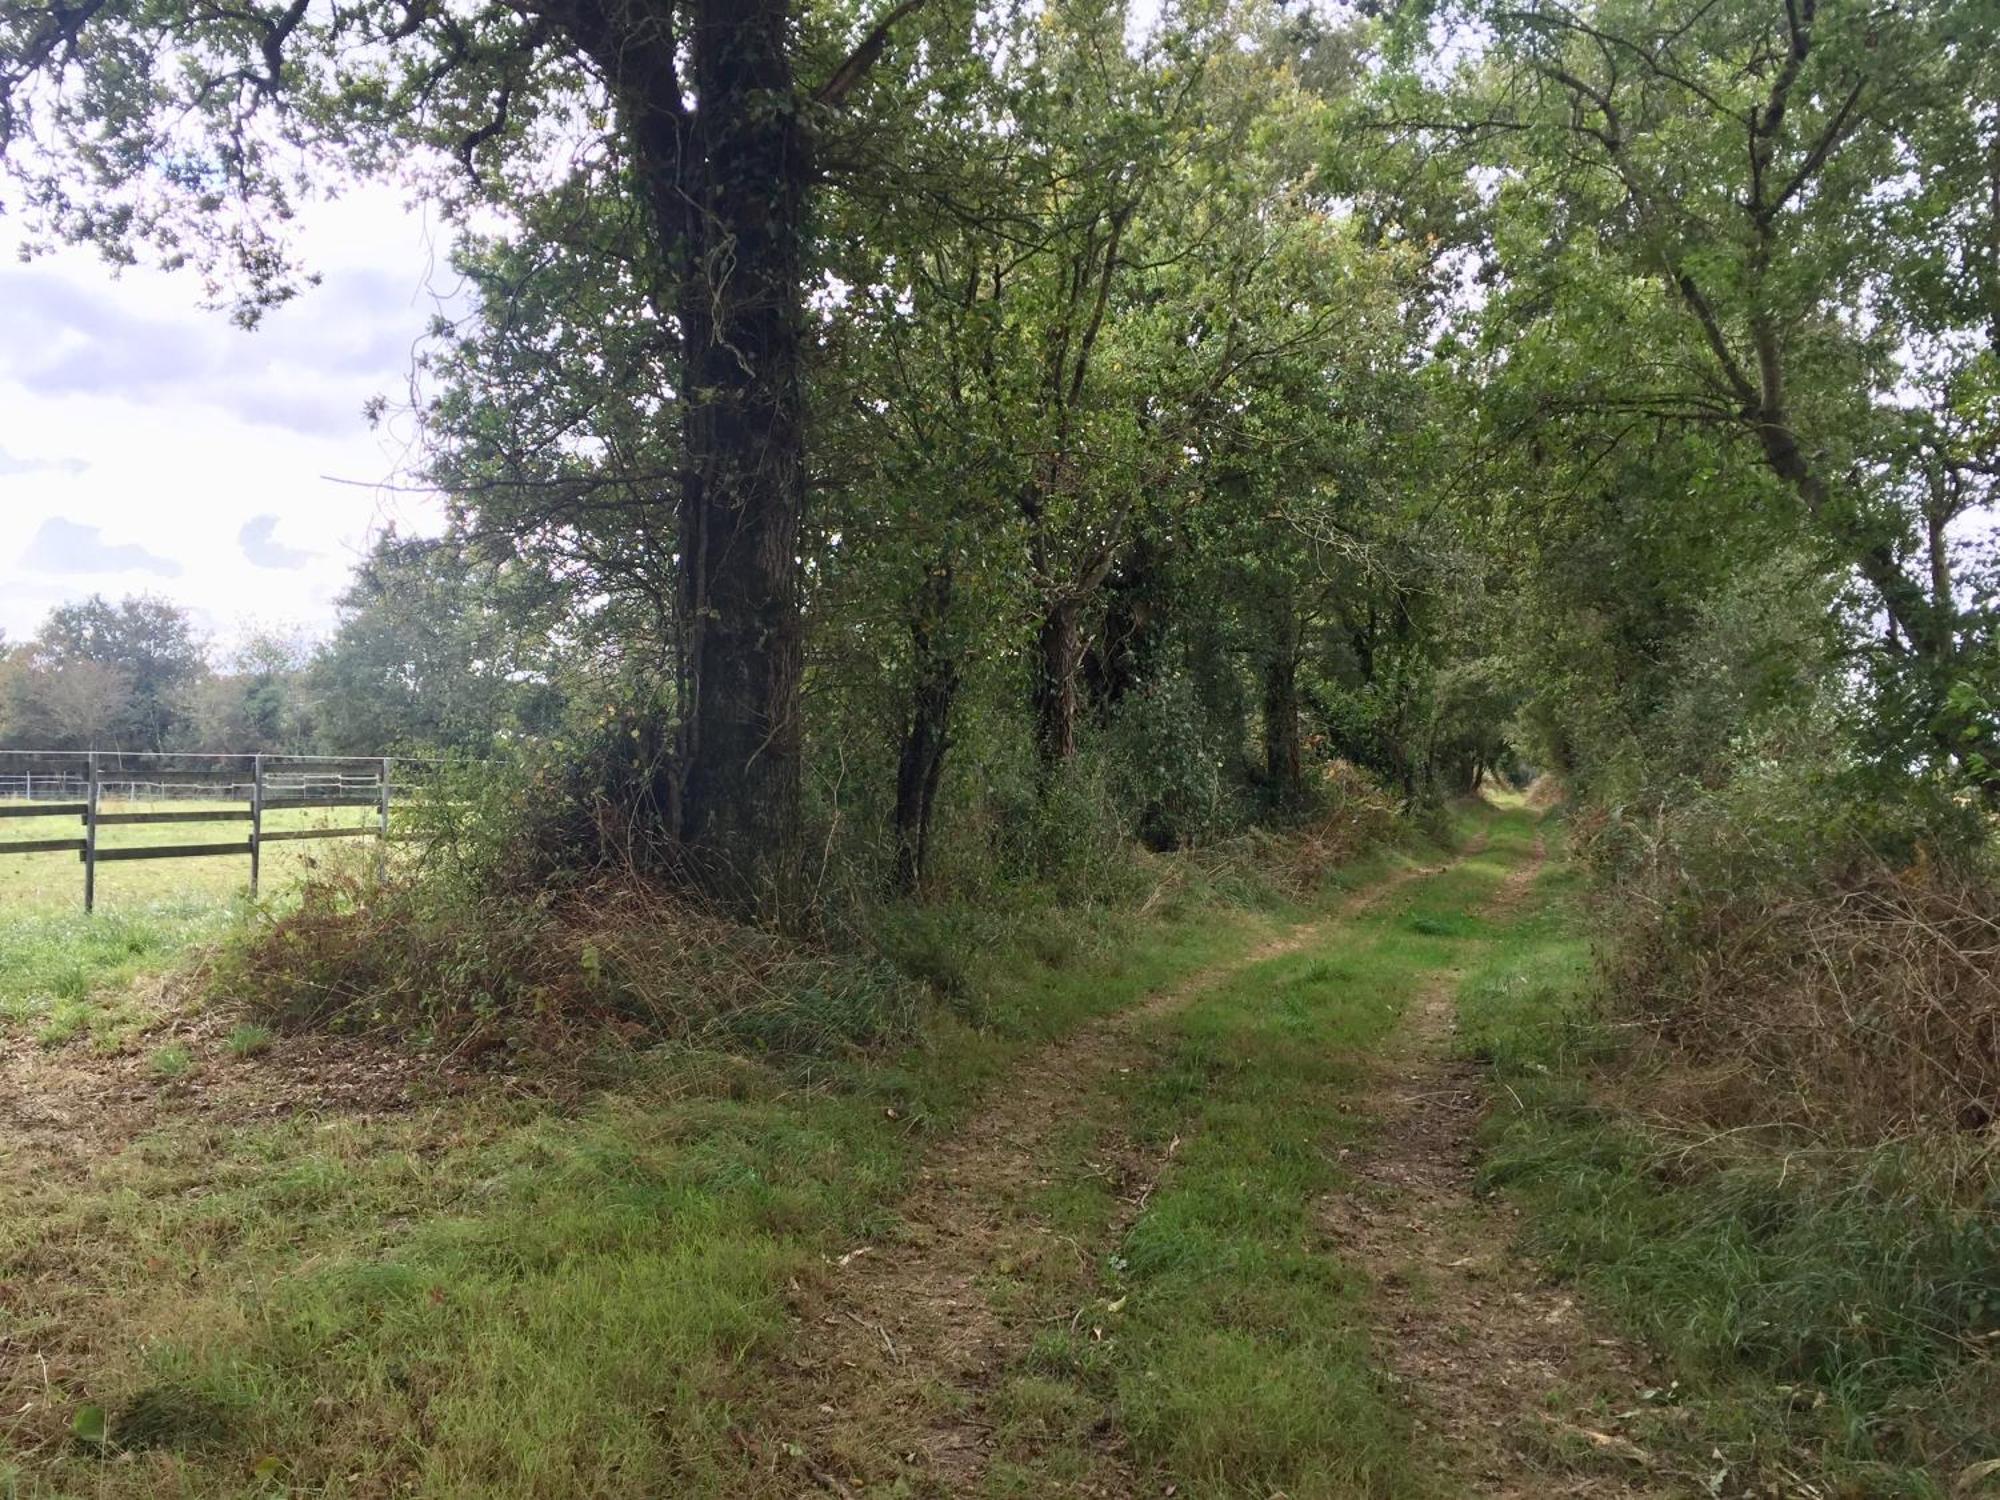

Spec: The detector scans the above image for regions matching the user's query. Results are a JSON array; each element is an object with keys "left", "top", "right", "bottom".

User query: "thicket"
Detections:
[{"left": 216, "top": 719, "right": 1408, "bottom": 1054}]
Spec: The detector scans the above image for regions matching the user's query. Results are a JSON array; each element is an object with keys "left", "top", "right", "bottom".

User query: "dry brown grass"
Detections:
[
  {"left": 216, "top": 870, "right": 918, "bottom": 1056},
  {"left": 1609, "top": 859, "right": 2000, "bottom": 1142},
  {"left": 1258, "top": 760, "right": 1406, "bottom": 893}
]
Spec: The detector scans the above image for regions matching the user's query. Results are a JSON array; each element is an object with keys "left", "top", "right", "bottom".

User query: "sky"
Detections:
[{"left": 0, "top": 183, "right": 454, "bottom": 660}]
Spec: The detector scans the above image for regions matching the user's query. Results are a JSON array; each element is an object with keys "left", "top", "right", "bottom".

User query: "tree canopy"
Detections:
[{"left": 2, "top": 0, "right": 1994, "bottom": 902}]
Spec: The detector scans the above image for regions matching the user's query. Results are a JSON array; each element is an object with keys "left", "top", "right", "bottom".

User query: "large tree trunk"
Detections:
[
  {"left": 891, "top": 567, "right": 960, "bottom": 896},
  {"left": 1034, "top": 599, "right": 1084, "bottom": 765},
  {"left": 671, "top": 0, "right": 809, "bottom": 908},
  {"left": 1262, "top": 626, "right": 1303, "bottom": 809},
  {"left": 572, "top": 0, "right": 811, "bottom": 907}
]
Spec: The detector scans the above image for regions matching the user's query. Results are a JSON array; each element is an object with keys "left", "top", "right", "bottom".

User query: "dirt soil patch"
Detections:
[{"left": 0, "top": 982, "right": 502, "bottom": 1175}]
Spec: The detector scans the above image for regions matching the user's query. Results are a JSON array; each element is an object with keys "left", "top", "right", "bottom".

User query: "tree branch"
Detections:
[
  {"left": 1766, "top": 77, "right": 1866, "bottom": 220},
  {"left": 813, "top": 0, "right": 927, "bottom": 108},
  {"left": 1671, "top": 270, "right": 1758, "bottom": 411}
]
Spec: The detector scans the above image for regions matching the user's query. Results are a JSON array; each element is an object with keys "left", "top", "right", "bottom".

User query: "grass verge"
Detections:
[{"left": 1455, "top": 830, "right": 2000, "bottom": 1498}]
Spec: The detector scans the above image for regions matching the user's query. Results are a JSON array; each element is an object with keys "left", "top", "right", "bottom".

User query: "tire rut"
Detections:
[
  {"left": 1319, "top": 826, "right": 1683, "bottom": 1498},
  {"left": 775, "top": 849, "right": 1460, "bottom": 1498}
]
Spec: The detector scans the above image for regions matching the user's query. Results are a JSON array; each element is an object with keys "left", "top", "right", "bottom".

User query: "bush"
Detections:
[
  {"left": 985, "top": 749, "right": 1146, "bottom": 903},
  {"left": 1239, "top": 759, "right": 1404, "bottom": 894},
  {"left": 217, "top": 867, "right": 918, "bottom": 1057},
  {"left": 1564, "top": 694, "right": 1998, "bottom": 1140}
]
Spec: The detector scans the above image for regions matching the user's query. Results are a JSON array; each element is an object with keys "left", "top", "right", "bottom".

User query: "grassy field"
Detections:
[
  {"left": 0, "top": 799, "right": 389, "bottom": 1047},
  {"left": 0, "top": 798, "right": 385, "bottom": 915}
]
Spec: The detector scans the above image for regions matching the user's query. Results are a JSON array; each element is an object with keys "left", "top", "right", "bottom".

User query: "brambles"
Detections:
[
  {"left": 218, "top": 869, "right": 919, "bottom": 1058},
  {"left": 1611, "top": 860, "right": 2000, "bottom": 1139}
]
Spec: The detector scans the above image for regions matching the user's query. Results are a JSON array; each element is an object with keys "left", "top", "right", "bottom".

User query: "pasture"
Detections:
[
  {"left": 0, "top": 798, "right": 387, "bottom": 1048},
  {"left": 0, "top": 798, "right": 385, "bottom": 915}
]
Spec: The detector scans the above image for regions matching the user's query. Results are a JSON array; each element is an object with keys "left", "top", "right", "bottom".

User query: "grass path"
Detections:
[
  {"left": 778, "top": 846, "right": 1461, "bottom": 1496},
  {"left": 1321, "top": 821, "right": 1670, "bottom": 1498},
  {"left": 775, "top": 803, "right": 1677, "bottom": 1498}
]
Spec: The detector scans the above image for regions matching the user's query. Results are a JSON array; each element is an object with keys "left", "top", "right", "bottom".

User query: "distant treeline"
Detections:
[{"left": 0, "top": 533, "right": 564, "bottom": 758}]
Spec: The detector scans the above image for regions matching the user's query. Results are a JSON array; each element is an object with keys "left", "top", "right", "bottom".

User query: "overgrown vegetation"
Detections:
[
  {"left": 211, "top": 755, "right": 1405, "bottom": 1053},
  {"left": 1459, "top": 827, "right": 2000, "bottom": 1494}
]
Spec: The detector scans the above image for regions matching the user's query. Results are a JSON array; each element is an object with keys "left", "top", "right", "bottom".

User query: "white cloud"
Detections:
[
  {"left": 19, "top": 516, "right": 182, "bottom": 577},
  {"left": 0, "top": 182, "right": 452, "bottom": 653}
]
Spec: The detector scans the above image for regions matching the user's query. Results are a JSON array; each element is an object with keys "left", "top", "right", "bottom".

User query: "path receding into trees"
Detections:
[{"left": 768, "top": 805, "right": 1676, "bottom": 1498}]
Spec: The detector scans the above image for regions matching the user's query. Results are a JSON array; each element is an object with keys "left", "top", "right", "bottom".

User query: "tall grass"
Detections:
[{"left": 1458, "top": 846, "right": 2000, "bottom": 1495}]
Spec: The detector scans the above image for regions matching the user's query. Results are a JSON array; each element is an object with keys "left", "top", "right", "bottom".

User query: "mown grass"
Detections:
[
  {"left": 971, "top": 807, "right": 1539, "bottom": 1498},
  {"left": 0, "top": 834, "right": 1422, "bottom": 1498},
  {"left": 1455, "top": 829, "right": 2000, "bottom": 1498},
  {"left": 0, "top": 899, "right": 225, "bottom": 1046},
  {"left": 1099, "top": 814, "right": 1529, "bottom": 1498}
]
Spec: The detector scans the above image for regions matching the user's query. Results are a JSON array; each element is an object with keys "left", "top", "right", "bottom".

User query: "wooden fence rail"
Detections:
[{"left": 0, "top": 752, "right": 409, "bottom": 912}]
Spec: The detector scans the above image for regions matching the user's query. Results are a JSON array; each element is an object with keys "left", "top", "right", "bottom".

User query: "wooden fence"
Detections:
[{"left": 0, "top": 752, "right": 416, "bottom": 912}]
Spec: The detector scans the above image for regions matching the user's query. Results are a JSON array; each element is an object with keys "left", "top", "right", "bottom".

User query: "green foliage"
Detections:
[
  {"left": 988, "top": 751, "right": 1142, "bottom": 902},
  {"left": 1377, "top": 0, "right": 2000, "bottom": 799},
  {"left": 1104, "top": 667, "right": 1240, "bottom": 850},
  {"left": 311, "top": 531, "right": 570, "bottom": 758},
  {"left": 1, "top": 594, "right": 208, "bottom": 752},
  {"left": 178, "top": 629, "right": 321, "bottom": 754},
  {"left": 0, "top": 554, "right": 566, "bottom": 761}
]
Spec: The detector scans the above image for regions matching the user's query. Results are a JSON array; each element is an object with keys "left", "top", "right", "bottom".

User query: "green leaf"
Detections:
[{"left": 72, "top": 1403, "right": 107, "bottom": 1447}]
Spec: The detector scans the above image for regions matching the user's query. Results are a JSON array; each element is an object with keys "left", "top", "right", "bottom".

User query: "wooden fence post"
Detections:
[
  {"left": 83, "top": 751, "right": 99, "bottom": 914},
  {"left": 377, "top": 756, "right": 391, "bottom": 879},
  {"left": 250, "top": 754, "right": 264, "bottom": 898}
]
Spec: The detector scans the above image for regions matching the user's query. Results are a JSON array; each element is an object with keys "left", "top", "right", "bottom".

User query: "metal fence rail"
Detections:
[{"left": 0, "top": 751, "right": 423, "bottom": 912}]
